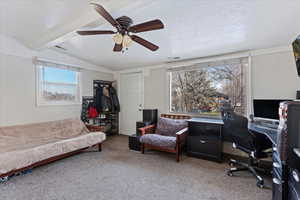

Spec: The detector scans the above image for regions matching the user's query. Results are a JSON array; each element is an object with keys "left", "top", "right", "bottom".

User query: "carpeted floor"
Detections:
[{"left": 0, "top": 135, "right": 271, "bottom": 200}]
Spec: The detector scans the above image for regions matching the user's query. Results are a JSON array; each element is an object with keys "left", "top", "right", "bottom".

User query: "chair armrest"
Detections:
[
  {"left": 139, "top": 124, "right": 156, "bottom": 136},
  {"left": 176, "top": 127, "right": 189, "bottom": 144}
]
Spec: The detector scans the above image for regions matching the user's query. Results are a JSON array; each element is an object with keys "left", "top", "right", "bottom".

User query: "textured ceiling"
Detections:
[{"left": 1, "top": 0, "right": 300, "bottom": 70}]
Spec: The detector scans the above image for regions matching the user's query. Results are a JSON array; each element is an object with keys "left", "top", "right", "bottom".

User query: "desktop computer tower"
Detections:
[
  {"left": 135, "top": 109, "right": 158, "bottom": 135},
  {"left": 130, "top": 109, "right": 158, "bottom": 151},
  {"left": 297, "top": 91, "right": 300, "bottom": 100},
  {"left": 136, "top": 121, "right": 152, "bottom": 135},
  {"left": 143, "top": 109, "right": 158, "bottom": 124}
]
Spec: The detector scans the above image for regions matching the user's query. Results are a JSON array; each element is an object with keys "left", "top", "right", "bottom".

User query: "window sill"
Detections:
[{"left": 168, "top": 111, "right": 221, "bottom": 119}]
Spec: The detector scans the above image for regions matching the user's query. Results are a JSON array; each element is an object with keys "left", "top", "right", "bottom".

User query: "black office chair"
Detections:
[{"left": 220, "top": 100, "right": 272, "bottom": 188}]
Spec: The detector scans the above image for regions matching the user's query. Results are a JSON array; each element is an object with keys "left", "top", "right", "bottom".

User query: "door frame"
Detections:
[{"left": 117, "top": 70, "right": 144, "bottom": 135}]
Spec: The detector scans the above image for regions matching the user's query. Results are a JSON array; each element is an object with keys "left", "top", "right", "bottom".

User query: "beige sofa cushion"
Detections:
[
  {"left": 0, "top": 118, "right": 106, "bottom": 175},
  {"left": 0, "top": 118, "right": 90, "bottom": 153}
]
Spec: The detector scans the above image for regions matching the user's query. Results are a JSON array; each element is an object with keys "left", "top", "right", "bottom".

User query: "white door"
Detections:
[{"left": 120, "top": 72, "right": 143, "bottom": 136}]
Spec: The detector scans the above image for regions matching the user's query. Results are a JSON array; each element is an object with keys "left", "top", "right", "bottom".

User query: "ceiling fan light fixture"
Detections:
[
  {"left": 122, "top": 35, "right": 132, "bottom": 48},
  {"left": 79, "top": 3, "right": 164, "bottom": 52},
  {"left": 113, "top": 33, "right": 123, "bottom": 44}
]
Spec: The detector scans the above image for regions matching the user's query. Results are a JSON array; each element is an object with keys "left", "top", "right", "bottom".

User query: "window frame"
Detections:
[
  {"left": 168, "top": 58, "right": 249, "bottom": 118},
  {"left": 35, "top": 60, "right": 82, "bottom": 106}
]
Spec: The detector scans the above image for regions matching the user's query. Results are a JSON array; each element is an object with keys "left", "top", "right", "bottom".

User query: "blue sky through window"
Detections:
[{"left": 44, "top": 66, "right": 77, "bottom": 84}]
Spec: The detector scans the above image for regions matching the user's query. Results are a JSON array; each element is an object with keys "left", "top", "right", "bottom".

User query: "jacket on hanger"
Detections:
[
  {"left": 95, "top": 86, "right": 113, "bottom": 112},
  {"left": 109, "top": 87, "right": 120, "bottom": 112},
  {"left": 95, "top": 87, "right": 103, "bottom": 113}
]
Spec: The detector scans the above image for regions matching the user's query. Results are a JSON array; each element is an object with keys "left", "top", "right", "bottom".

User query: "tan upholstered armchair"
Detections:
[{"left": 139, "top": 114, "right": 191, "bottom": 162}]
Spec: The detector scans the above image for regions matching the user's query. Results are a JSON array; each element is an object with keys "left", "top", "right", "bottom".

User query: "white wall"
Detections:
[
  {"left": 0, "top": 35, "right": 113, "bottom": 126},
  {"left": 252, "top": 50, "right": 300, "bottom": 99},
  {"left": 0, "top": 53, "right": 4, "bottom": 125},
  {"left": 144, "top": 67, "right": 168, "bottom": 115}
]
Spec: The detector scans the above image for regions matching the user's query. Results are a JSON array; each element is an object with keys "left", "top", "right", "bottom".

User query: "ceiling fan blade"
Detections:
[
  {"left": 131, "top": 35, "right": 159, "bottom": 51},
  {"left": 129, "top": 19, "right": 164, "bottom": 33},
  {"left": 90, "top": 3, "right": 120, "bottom": 30},
  {"left": 113, "top": 43, "right": 123, "bottom": 52},
  {"left": 77, "top": 30, "right": 115, "bottom": 35}
]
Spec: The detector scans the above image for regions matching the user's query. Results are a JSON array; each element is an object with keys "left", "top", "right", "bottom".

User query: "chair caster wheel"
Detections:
[
  {"left": 256, "top": 180, "right": 264, "bottom": 189},
  {"left": 0, "top": 176, "right": 9, "bottom": 183},
  {"left": 228, "top": 159, "right": 236, "bottom": 167},
  {"left": 227, "top": 171, "right": 233, "bottom": 177}
]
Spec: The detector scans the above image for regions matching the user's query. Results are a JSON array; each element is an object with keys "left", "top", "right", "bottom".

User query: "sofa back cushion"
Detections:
[
  {"left": 156, "top": 117, "right": 188, "bottom": 137},
  {"left": 0, "top": 118, "right": 89, "bottom": 153}
]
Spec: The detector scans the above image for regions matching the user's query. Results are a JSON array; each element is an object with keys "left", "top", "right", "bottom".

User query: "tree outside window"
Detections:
[{"left": 170, "top": 61, "right": 247, "bottom": 117}]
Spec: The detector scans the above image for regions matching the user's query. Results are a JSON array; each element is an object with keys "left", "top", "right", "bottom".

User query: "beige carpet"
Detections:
[{"left": 0, "top": 135, "right": 271, "bottom": 200}]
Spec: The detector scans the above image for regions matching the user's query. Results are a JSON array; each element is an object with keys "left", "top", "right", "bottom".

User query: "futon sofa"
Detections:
[{"left": 0, "top": 118, "right": 106, "bottom": 178}]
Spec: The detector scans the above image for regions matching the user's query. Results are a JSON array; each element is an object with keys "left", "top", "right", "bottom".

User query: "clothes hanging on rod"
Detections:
[
  {"left": 81, "top": 81, "right": 120, "bottom": 135},
  {"left": 94, "top": 81, "right": 120, "bottom": 113}
]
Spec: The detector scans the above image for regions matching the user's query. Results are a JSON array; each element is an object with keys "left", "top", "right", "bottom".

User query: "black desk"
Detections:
[
  {"left": 248, "top": 123, "right": 278, "bottom": 145},
  {"left": 186, "top": 119, "right": 278, "bottom": 163}
]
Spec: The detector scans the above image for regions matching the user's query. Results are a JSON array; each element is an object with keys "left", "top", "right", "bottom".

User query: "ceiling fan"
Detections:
[{"left": 77, "top": 3, "right": 164, "bottom": 52}]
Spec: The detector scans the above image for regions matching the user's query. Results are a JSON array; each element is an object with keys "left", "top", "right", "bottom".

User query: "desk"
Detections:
[
  {"left": 186, "top": 120, "right": 277, "bottom": 163},
  {"left": 248, "top": 123, "right": 278, "bottom": 145}
]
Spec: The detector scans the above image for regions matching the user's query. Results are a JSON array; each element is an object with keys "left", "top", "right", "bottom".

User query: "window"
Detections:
[
  {"left": 36, "top": 60, "right": 81, "bottom": 105},
  {"left": 169, "top": 58, "right": 248, "bottom": 117}
]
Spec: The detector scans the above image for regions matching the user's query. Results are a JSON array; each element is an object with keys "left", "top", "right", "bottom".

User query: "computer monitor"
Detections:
[{"left": 253, "top": 99, "right": 292, "bottom": 120}]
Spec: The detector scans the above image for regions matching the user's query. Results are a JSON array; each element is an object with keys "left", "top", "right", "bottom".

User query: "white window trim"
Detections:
[
  {"left": 35, "top": 60, "right": 82, "bottom": 106},
  {"left": 167, "top": 57, "right": 251, "bottom": 118}
]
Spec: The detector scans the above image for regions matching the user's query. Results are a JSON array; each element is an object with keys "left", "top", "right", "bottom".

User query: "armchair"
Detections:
[{"left": 139, "top": 114, "right": 191, "bottom": 162}]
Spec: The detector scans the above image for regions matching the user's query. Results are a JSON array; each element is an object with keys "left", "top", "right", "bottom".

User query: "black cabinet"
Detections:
[
  {"left": 187, "top": 118, "right": 223, "bottom": 162},
  {"left": 289, "top": 168, "right": 300, "bottom": 200},
  {"left": 288, "top": 149, "right": 300, "bottom": 200},
  {"left": 272, "top": 145, "right": 289, "bottom": 200},
  {"left": 276, "top": 102, "right": 300, "bottom": 200}
]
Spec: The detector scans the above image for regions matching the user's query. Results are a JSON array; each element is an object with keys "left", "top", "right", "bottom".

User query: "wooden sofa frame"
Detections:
[
  {"left": 0, "top": 143, "right": 102, "bottom": 179},
  {"left": 139, "top": 114, "right": 191, "bottom": 162}
]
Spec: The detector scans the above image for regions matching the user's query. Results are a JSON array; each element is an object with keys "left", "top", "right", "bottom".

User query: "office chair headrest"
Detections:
[{"left": 219, "top": 100, "right": 234, "bottom": 113}]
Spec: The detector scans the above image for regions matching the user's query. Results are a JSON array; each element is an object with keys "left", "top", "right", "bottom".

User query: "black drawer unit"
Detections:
[
  {"left": 187, "top": 118, "right": 223, "bottom": 162},
  {"left": 289, "top": 168, "right": 300, "bottom": 200},
  {"left": 273, "top": 150, "right": 282, "bottom": 177},
  {"left": 288, "top": 149, "right": 300, "bottom": 200},
  {"left": 272, "top": 166, "right": 283, "bottom": 200},
  {"left": 272, "top": 145, "right": 289, "bottom": 200}
]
